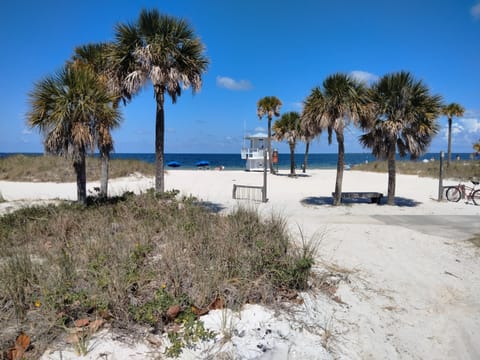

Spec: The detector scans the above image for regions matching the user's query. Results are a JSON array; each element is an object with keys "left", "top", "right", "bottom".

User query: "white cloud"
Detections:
[
  {"left": 216, "top": 76, "right": 252, "bottom": 91},
  {"left": 349, "top": 70, "right": 379, "bottom": 84},
  {"left": 21, "top": 128, "right": 32, "bottom": 135},
  {"left": 460, "top": 117, "right": 480, "bottom": 133},
  {"left": 471, "top": 2, "right": 480, "bottom": 19},
  {"left": 254, "top": 126, "right": 266, "bottom": 133}
]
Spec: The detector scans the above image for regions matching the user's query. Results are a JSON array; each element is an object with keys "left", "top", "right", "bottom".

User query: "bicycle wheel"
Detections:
[
  {"left": 446, "top": 186, "right": 462, "bottom": 202},
  {"left": 472, "top": 190, "right": 480, "bottom": 206}
]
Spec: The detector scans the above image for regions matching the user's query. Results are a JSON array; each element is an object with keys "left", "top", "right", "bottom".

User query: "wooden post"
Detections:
[
  {"left": 438, "top": 151, "right": 444, "bottom": 201},
  {"left": 262, "top": 148, "right": 267, "bottom": 202}
]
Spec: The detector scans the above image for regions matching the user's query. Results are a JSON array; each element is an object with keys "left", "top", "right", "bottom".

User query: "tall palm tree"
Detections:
[
  {"left": 72, "top": 43, "right": 123, "bottom": 198},
  {"left": 257, "top": 96, "right": 282, "bottom": 174},
  {"left": 360, "top": 71, "right": 442, "bottom": 205},
  {"left": 302, "top": 74, "right": 369, "bottom": 205},
  {"left": 27, "top": 65, "right": 121, "bottom": 204},
  {"left": 441, "top": 103, "right": 465, "bottom": 166},
  {"left": 273, "top": 111, "right": 301, "bottom": 176},
  {"left": 113, "top": 9, "right": 208, "bottom": 193}
]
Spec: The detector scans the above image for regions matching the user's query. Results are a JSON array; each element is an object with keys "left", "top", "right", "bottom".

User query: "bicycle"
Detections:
[{"left": 445, "top": 180, "right": 480, "bottom": 205}]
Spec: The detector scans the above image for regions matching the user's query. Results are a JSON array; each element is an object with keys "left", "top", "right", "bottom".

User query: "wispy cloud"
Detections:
[
  {"left": 21, "top": 128, "right": 32, "bottom": 135},
  {"left": 216, "top": 76, "right": 252, "bottom": 91},
  {"left": 349, "top": 70, "right": 379, "bottom": 84},
  {"left": 471, "top": 2, "right": 480, "bottom": 19},
  {"left": 254, "top": 126, "right": 266, "bottom": 133}
]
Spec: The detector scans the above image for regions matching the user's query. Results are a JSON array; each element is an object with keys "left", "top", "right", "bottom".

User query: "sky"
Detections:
[{"left": 1, "top": 0, "right": 479, "bottom": 154}]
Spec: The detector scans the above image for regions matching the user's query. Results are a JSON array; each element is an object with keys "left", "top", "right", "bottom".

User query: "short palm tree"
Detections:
[
  {"left": 113, "top": 9, "right": 208, "bottom": 193},
  {"left": 360, "top": 71, "right": 443, "bottom": 205},
  {"left": 273, "top": 111, "right": 301, "bottom": 176},
  {"left": 300, "top": 88, "right": 324, "bottom": 173},
  {"left": 441, "top": 103, "right": 465, "bottom": 166},
  {"left": 28, "top": 65, "right": 121, "bottom": 204},
  {"left": 474, "top": 140, "right": 480, "bottom": 155},
  {"left": 257, "top": 96, "right": 282, "bottom": 174},
  {"left": 72, "top": 43, "right": 123, "bottom": 197},
  {"left": 302, "top": 74, "right": 369, "bottom": 205}
]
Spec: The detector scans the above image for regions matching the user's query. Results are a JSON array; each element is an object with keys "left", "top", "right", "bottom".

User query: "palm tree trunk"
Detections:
[
  {"left": 74, "top": 149, "right": 87, "bottom": 204},
  {"left": 100, "top": 149, "right": 109, "bottom": 198},
  {"left": 155, "top": 87, "right": 165, "bottom": 193},
  {"left": 267, "top": 117, "right": 275, "bottom": 174},
  {"left": 333, "top": 130, "right": 344, "bottom": 206},
  {"left": 303, "top": 141, "right": 310, "bottom": 173},
  {"left": 387, "top": 142, "right": 396, "bottom": 205},
  {"left": 447, "top": 117, "right": 452, "bottom": 167},
  {"left": 289, "top": 141, "right": 296, "bottom": 176}
]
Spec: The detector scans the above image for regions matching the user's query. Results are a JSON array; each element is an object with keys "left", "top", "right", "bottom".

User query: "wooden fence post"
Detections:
[{"left": 438, "top": 151, "right": 444, "bottom": 201}]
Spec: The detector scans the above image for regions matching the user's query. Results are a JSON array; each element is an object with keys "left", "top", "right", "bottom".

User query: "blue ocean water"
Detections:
[{"left": 1, "top": 152, "right": 474, "bottom": 170}]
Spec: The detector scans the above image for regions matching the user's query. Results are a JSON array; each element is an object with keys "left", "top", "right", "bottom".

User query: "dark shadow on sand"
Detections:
[
  {"left": 196, "top": 201, "right": 226, "bottom": 213},
  {"left": 300, "top": 196, "right": 421, "bottom": 207},
  {"left": 274, "top": 173, "right": 311, "bottom": 178}
]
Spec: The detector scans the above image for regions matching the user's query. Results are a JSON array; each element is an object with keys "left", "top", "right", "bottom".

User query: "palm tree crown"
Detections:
[
  {"left": 360, "top": 71, "right": 443, "bottom": 204},
  {"left": 114, "top": 8, "right": 209, "bottom": 192},
  {"left": 257, "top": 96, "right": 282, "bottom": 173}
]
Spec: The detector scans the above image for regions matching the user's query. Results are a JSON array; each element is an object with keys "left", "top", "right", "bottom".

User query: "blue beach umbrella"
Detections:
[
  {"left": 167, "top": 161, "right": 181, "bottom": 167},
  {"left": 195, "top": 160, "right": 210, "bottom": 167}
]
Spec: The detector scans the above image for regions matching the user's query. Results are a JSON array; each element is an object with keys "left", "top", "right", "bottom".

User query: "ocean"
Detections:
[{"left": 1, "top": 152, "right": 474, "bottom": 170}]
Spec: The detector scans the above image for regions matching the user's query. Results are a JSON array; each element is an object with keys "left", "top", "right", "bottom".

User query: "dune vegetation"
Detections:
[{"left": 0, "top": 189, "right": 317, "bottom": 357}]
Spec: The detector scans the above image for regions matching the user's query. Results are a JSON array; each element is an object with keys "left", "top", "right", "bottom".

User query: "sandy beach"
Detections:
[{"left": 1, "top": 169, "right": 479, "bottom": 359}]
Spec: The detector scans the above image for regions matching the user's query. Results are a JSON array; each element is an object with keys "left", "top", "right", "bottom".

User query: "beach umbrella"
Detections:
[
  {"left": 195, "top": 160, "right": 210, "bottom": 167},
  {"left": 167, "top": 161, "right": 181, "bottom": 168}
]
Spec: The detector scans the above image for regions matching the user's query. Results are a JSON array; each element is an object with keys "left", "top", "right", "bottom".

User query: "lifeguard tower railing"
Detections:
[{"left": 241, "top": 148, "right": 268, "bottom": 159}]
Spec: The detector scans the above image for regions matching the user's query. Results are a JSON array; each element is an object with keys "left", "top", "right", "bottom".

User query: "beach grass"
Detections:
[
  {"left": 0, "top": 154, "right": 155, "bottom": 182},
  {"left": 0, "top": 191, "right": 315, "bottom": 357},
  {"left": 352, "top": 159, "right": 480, "bottom": 180}
]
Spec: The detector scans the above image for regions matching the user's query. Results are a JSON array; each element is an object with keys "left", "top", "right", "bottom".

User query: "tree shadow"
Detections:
[
  {"left": 275, "top": 173, "right": 311, "bottom": 178},
  {"left": 392, "top": 197, "right": 421, "bottom": 207},
  {"left": 300, "top": 196, "right": 334, "bottom": 206},
  {"left": 300, "top": 196, "right": 421, "bottom": 207},
  {"left": 196, "top": 200, "right": 226, "bottom": 213}
]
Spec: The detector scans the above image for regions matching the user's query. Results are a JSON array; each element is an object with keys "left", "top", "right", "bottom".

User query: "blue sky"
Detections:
[{"left": 1, "top": 0, "right": 479, "bottom": 154}]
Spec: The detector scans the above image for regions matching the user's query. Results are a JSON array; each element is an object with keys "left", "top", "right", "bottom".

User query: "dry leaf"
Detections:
[
  {"left": 208, "top": 295, "right": 225, "bottom": 310},
  {"left": 166, "top": 304, "right": 181, "bottom": 320},
  {"left": 74, "top": 318, "right": 89, "bottom": 328},
  {"left": 191, "top": 305, "right": 209, "bottom": 316},
  {"left": 7, "top": 332, "right": 30, "bottom": 360},
  {"left": 88, "top": 319, "right": 104, "bottom": 333}
]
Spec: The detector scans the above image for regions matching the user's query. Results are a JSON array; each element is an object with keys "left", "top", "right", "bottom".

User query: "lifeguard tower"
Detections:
[{"left": 241, "top": 133, "right": 269, "bottom": 171}]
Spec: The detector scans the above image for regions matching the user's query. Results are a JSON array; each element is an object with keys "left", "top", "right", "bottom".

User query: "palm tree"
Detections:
[
  {"left": 113, "top": 9, "right": 208, "bottom": 193},
  {"left": 273, "top": 112, "right": 301, "bottom": 176},
  {"left": 27, "top": 65, "right": 121, "bottom": 204},
  {"left": 300, "top": 88, "right": 324, "bottom": 173},
  {"left": 72, "top": 43, "right": 122, "bottom": 198},
  {"left": 360, "top": 71, "right": 443, "bottom": 205},
  {"left": 441, "top": 103, "right": 465, "bottom": 166},
  {"left": 474, "top": 140, "right": 480, "bottom": 156},
  {"left": 302, "top": 74, "right": 369, "bottom": 205},
  {"left": 257, "top": 96, "right": 282, "bottom": 174}
]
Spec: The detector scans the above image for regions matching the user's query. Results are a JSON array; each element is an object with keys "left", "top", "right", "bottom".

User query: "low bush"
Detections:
[{"left": 0, "top": 192, "right": 315, "bottom": 357}]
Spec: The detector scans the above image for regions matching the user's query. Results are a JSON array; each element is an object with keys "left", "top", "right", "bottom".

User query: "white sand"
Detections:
[{"left": 1, "top": 169, "right": 479, "bottom": 359}]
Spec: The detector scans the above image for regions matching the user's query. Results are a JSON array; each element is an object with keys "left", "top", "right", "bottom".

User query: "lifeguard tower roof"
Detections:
[{"left": 245, "top": 132, "right": 268, "bottom": 139}]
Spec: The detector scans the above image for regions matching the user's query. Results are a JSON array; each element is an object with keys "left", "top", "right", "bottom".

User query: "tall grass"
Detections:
[
  {"left": 0, "top": 154, "right": 155, "bottom": 182},
  {"left": 353, "top": 159, "right": 480, "bottom": 180},
  {"left": 0, "top": 192, "right": 316, "bottom": 357}
]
